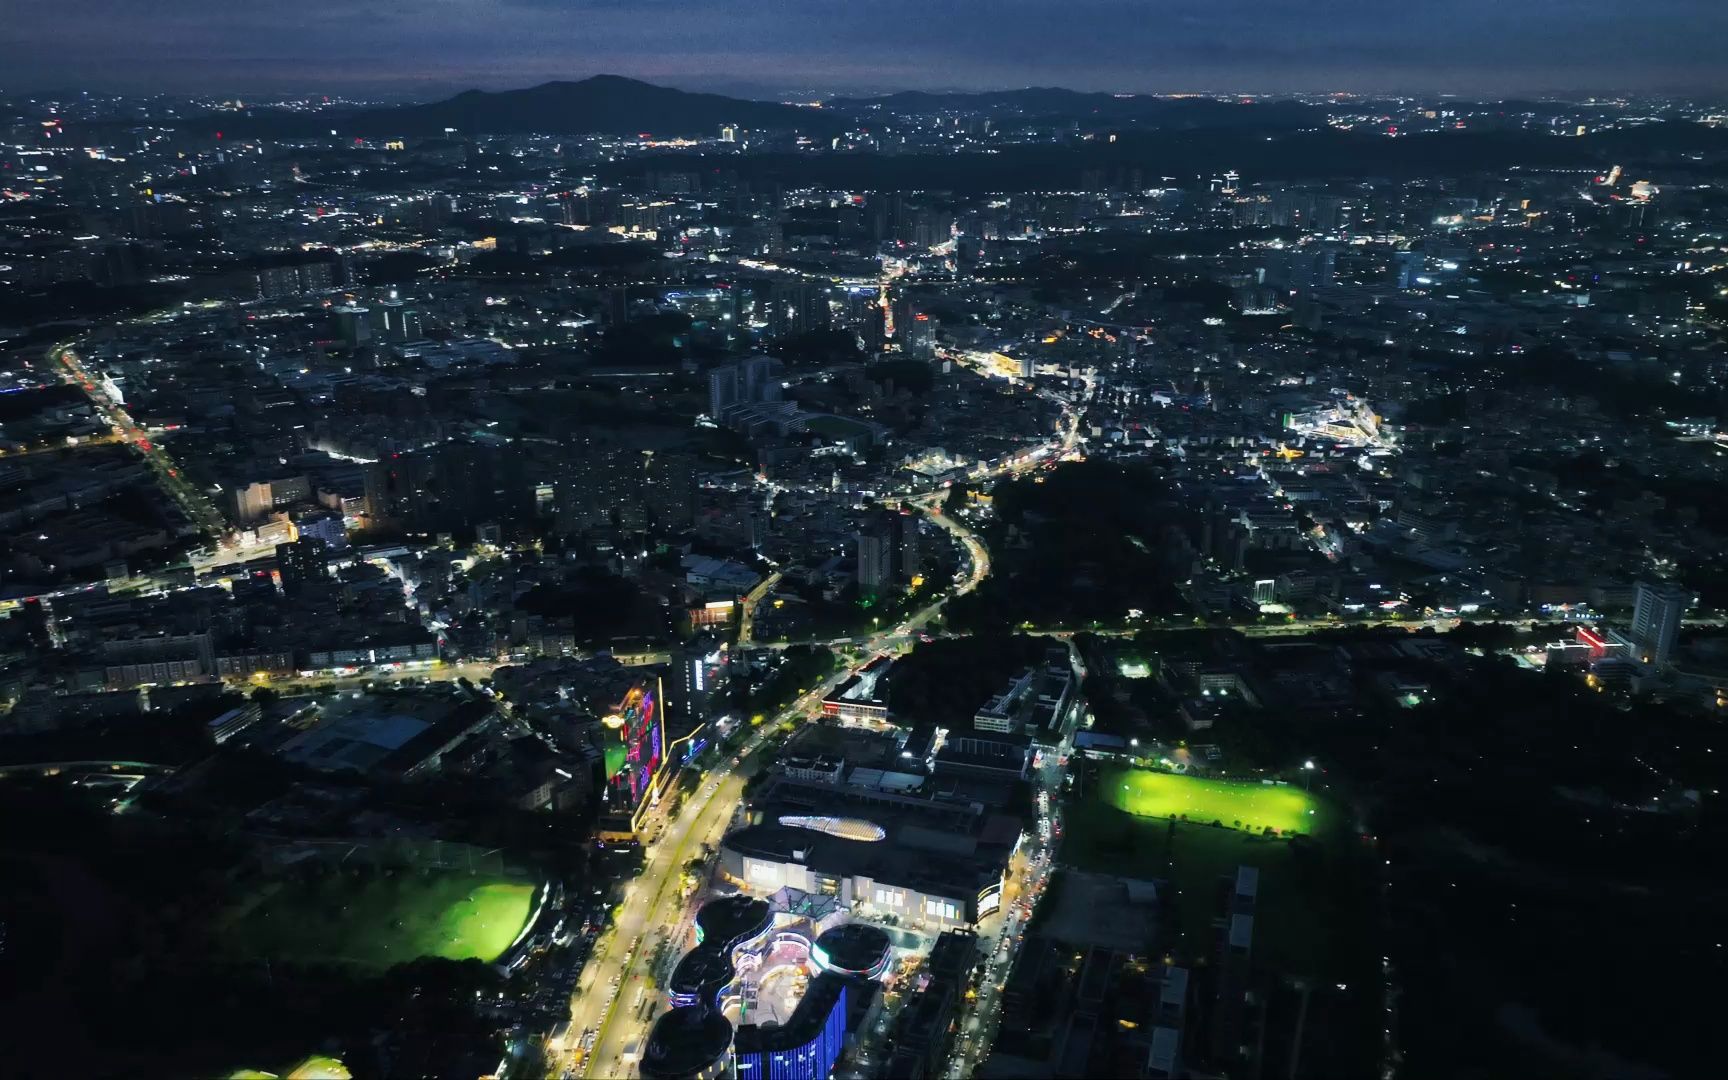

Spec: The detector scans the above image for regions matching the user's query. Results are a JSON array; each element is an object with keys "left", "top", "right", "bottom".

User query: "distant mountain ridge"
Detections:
[
  {"left": 106, "top": 78, "right": 1711, "bottom": 147},
  {"left": 194, "top": 78, "right": 1649, "bottom": 143},
  {"left": 213, "top": 75, "right": 840, "bottom": 139}
]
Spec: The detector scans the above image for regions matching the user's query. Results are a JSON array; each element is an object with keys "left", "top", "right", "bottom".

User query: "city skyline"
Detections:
[
  {"left": 3, "top": 7, "right": 1726, "bottom": 1078},
  {"left": 6, "top": 0, "right": 1728, "bottom": 98}
]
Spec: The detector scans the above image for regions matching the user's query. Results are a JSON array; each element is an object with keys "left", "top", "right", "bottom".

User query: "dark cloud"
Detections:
[{"left": 3, "top": 0, "right": 1724, "bottom": 96}]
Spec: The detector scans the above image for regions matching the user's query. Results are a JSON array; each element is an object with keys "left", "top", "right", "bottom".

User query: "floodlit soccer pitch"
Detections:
[
  {"left": 223, "top": 874, "right": 538, "bottom": 973},
  {"left": 1102, "top": 766, "right": 1325, "bottom": 835}
]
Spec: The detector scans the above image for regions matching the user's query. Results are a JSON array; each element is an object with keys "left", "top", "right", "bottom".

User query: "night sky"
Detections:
[{"left": 6, "top": 0, "right": 1727, "bottom": 98}]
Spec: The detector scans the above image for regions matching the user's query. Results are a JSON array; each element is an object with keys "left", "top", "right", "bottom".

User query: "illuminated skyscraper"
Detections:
[
  {"left": 598, "top": 677, "right": 668, "bottom": 839},
  {"left": 372, "top": 289, "right": 422, "bottom": 341},
  {"left": 1630, "top": 581, "right": 1688, "bottom": 667}
]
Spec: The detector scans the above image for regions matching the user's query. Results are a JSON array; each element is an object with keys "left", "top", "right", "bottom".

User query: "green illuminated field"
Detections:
[
  {"left": 1101, "top": 766, "right": 1324, "bottom": 835},
  {"left": 221, "top": 872, "right": 537, "bottom": 973}
]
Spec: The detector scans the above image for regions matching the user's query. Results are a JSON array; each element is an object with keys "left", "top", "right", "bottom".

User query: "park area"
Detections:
[
  {"left": 1063, "top": 764, "right": 1365, "bottom": 982},
  {"left": 1101, "top": 765, "right": 1331, "bottom": 836},
  {"left": 218, "top": 870, "right": 539, "bottom": 974}
]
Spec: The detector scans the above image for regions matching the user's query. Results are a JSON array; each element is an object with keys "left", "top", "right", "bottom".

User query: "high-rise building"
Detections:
[
  {"left": 1630, "top": 581, "right": 1688, "bottom": 666},
  {"left": 597, "top": 678, "right": 667, "bottom": 840},
  {"left": 707, "top": 354, "right": 784, "bottom": 419},
  {"left": 559, "top": 193, "right": 584, "bottom": 227},
  {"left": 857, "top": 525, "right": 894, "bottom": 598},
  {"left": 1393, "top": 249, "right": 1424, "bottom": 289},
  {"left": 768, "top": 280, "right": 830, "bottom": 338},
  {"left": 897, "top": 512, "right": 922, "bottom": 584},
  {"left": 363, "top": 443, "right": 533, "bottom": 538},
  {"left": 556, "top": 444, "right": 631, "bottom": 534},
  {"left": 1261, "top": 245, "right": 1335, "bottom": 294},
  {"left": 332, "top": 304, "right": 371, "bottom": 349},
  {"left": 293, "top": 509, "right": 348, "bottom": 550},
  {"left": 902, "top": 312, "right": 935, "bottom": 357},
  {"left": 857, "top": 509, "right": 921, "bottom": 597},
  {"left": 232, "top": 475, "right": 311, "bottom": 524},
  {"left": 707, "top": 365, "right": 741, "bottom": 418},
  {"left": 372, "top": 290, "right": 422, "bottom": 342},
  {"left": 643, "top": 451, "right": 699, "bottom": 531},
  {"left": 894, "top": 207, "right": 954, "bottom": 249},
  {"left": 275, "top": 537, "right": 330, "bottom": 594},
  {"left": 841, "top": 286, "right": 887, "bottom": 351},
  {"left": 556, "top": 445, "right": 700, "bottom": 537},
  {"left": 255, "top": 258, "right": 334, "bottom": 299}
]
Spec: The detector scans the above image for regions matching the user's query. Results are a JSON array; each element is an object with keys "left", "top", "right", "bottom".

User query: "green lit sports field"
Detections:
[
  {"left": 221, "top": 872, "right": 537, "bottom": 973},
  {"left": 1101, "top": 766, "right": 1325, "bottom": 835}
]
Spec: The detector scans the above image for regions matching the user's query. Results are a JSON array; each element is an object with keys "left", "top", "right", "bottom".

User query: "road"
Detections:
[
  {"left": 0, "top": 431, "right": 127, "bottom": 459},
  {"left": 51, "top": 343, "right": 231, "bottom": 538},
  {"left": 735, "top": 570, "right": 783, "bottom": 648},
  {"left": 232, "top": 659, "right": 502, "bottom": 693},
  {"left": 915, "top": 495, "right": 990, "bottom": 599},
  {"left": 568, "top": 768, "right": 746, "bottom": 1078},
  {"left": 565, "top": 675, "right": 852, "bottom": 1079},
  {"left": 945, "top": 673, "right": 1075, "bottom": 1079}
]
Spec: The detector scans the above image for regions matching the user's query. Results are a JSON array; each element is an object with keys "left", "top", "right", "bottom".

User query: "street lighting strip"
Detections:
[
  {"left": 574, "top": 675, "right": 847, "bottom": 1076},
  {"left": 580, "top": 770, "right": 740, "bottom": 1078}
]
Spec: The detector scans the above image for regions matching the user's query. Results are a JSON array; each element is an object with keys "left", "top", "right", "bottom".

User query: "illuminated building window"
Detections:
[
  {"left": 924, "top": 897, "right": 960, "bottom": 921},
  {"left": 777, "top": 815, "right": 886, "bottom": 842}
]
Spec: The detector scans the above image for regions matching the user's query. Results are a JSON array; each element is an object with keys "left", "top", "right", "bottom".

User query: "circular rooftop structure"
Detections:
[
  {"left": 639, "top": 1005, "right": 733, "bottom": 1080},
  {"left": 669, "top": 896, "right": 774, "bottom": 1009},
  {"left": 670, "top": 946, "right": 739, "bottom": 1005},
  {"left": 812, "top": 922, "right": 893, "bottom": 980},
  {"left": 691, "top": 891, "right": 774, "bottom": 946},
  {"left": 695, "top": 895, "right": 773, "bottom": 948}
]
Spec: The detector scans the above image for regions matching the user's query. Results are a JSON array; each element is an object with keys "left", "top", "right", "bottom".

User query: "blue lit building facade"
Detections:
[
  {"left": 732, "top": 975, "right": 849, "bottom": 1080},
  {"left": 649, "top": 899, "right": 879, "bottom": 1080}
]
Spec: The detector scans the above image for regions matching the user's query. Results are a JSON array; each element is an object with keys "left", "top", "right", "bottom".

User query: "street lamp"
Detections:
[{"left": 1303, "top": 759, "right": 1316, "bottom": 792}]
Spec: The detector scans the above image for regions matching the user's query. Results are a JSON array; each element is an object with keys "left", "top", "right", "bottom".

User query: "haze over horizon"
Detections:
[{"left": 5, "top": 0, "right": 1728, "bottom": 99}]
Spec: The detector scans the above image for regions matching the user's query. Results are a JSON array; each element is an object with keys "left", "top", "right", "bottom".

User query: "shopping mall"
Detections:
[
  {"left": 640, "top": 896, "right": 896, "bottom": 1080},
  {"left": 718, "top": 809, "right": 1016, "bottom": 930}
]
